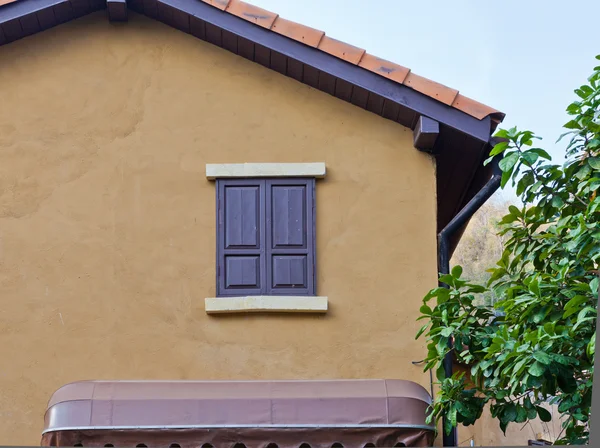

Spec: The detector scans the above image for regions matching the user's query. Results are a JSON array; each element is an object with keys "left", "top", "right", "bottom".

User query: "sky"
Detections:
[{"left": 249, "top": 0, "right": 600, "bottom": 202}]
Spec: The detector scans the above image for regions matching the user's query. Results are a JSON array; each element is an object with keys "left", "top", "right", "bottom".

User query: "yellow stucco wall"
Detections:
[{"left": 0, "top": 12, "right": 439, "bottom": 445}]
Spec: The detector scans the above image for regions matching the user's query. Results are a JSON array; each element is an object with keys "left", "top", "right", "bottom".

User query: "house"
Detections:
[{"left": 0, "top": 0, "right": 554, "bottom": 446}]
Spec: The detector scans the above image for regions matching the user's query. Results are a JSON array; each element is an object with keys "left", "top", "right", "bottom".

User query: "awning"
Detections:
[{"left": 41, "top": 379, "right": 435, "bottom": 447}]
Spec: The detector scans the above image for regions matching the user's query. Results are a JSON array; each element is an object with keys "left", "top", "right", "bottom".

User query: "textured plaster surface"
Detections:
[{"left": 0, "top": 12, "right": 438, "bottom": 444}]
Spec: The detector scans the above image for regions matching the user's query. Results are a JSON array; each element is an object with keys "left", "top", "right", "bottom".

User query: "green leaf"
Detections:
[
  {"left": 521, "top": 151, "right": 539, "bottom": 166},
  {"left": 533, "top": 351, "right": 552, "bottom": 365},
  {"left": 536, "top": 406, "right": 552, "bottom": 422},
  {"left": 451, "top": 265, "right": 463, "bottom": 279},
  {"left": 420, "top": 304, "right": 433, "bottom": 315},
  {"left": 589, "top": 157, "right": 600, "bottom": 170},
  {"left": 440, "top": 327, "right": 453, "bottom": 338},
  {"left": 436, "top": 364, "right": 446, "bottom": 381},
  {"left": 564, "top": 119, "right": 582, "bottom": 129},
  {"left": 515, "top": 406, "right": 528, "bottom": 423},
  {"left": 501, "top": 168, "right": 513, "bottom": 188},
  {"left": 444, "top": 405, "right": 456, "bottom": 434},
  {"left": 528, "top": 361, "right": 546, "bottom": 377},
  {"left": 517, "top": 172, "right": 535, "bottom": 195},
  {"left": 564, "top": 295, "right": 588, "bottom": 311},
  {"left": 424, "top": 287, "right": 450, "bottom": 303},
  {"left": 552, "top": 195, "right": 564, "bottom": 208},
  {"left": 576, "top": 164, "right": 592, "bottom": 180},
  {"left": 499, "top": 152, "right": 519, "bottom": 172},
  {"left": 591, "top": 277, "right": 599, "bottom": 296},
  {"left": 529, "top": 148, "right": 552, "bottom": 160},
  {"left": 438, "top": 274, "right": 454, "bottom": 286},
  {"left": 494, "top": 129, "right": 509, "bottom": 139},
  {"left": 508, "top": 205, "right": 521, "bottom": 217},
  {"left": 530, "top": 279, "right": 540, "bottom": 297},
  {"left": 503, "top": 403, "right": 517, "bottom": 422},
  {"left": 489, "top": 141, "right": 509, "bottom": 156},
  {"left": 415, "top": 324, "right": 429, "bottom": 340}
]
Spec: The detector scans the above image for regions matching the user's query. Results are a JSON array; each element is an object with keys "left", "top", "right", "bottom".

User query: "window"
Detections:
[{"left": 216, "top": 178, "right": 316, "bottom": 297}]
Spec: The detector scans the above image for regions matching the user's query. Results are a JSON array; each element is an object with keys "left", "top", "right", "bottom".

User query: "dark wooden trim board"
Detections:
[
  {"left": 413, "top": 116, "right": 440, "bottom": 152},
  {"left": 107, "top": 0, "right": 127, "bottom": 22}
]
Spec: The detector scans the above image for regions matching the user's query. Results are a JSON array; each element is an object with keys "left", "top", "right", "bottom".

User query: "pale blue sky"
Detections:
[{"left": 251, "top": 0, "right": 600, "bottom": 202}]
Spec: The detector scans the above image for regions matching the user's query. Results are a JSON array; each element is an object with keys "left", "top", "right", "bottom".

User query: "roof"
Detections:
[
  {"left": 0, "top": 0, "right": 503, "bottom": 125},
  {"left": 42, "top": 379, "right": 435, "bottom": 447},
  {"left": 0, "top": 0, "right": 505, "bottom": 245},
  {"left": 179, "top": 1, "right": 503, "bottom": 124}
]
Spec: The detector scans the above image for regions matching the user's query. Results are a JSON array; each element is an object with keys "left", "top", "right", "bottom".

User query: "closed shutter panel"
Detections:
[
  {"left": 266, "top": 178, "right": 315, "bottom": 296},
  {"left": 217, "top": 179, "right": 266, "bottom": 296}
]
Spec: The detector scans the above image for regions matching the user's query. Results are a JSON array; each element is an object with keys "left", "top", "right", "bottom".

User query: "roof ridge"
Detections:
[{"left": 203, "top": 0, "right": 504, "bottom": 121}]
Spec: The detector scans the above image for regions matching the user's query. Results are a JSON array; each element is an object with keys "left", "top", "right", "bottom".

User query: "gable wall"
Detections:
[{"left": 0, "top": 12, "right": 438, "bottom": 444}]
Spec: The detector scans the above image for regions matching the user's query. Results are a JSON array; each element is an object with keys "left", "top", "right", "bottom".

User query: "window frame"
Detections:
[{"left": 216, "top": 177, "right": 316, "bottom": 298}]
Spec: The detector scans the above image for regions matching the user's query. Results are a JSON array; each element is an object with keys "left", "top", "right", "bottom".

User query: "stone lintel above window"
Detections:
[{"left": 206, "top": 163, "right": 326, "bottom": 180}]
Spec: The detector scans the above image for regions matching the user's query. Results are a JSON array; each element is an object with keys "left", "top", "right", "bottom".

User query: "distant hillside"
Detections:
[{"left": 451, "top": 192, "right": 515, "bottom": 307}]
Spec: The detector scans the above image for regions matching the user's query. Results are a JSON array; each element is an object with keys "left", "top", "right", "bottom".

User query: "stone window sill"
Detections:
[{"left": 205, "top": 296, "right": 328, "bottom": 314}]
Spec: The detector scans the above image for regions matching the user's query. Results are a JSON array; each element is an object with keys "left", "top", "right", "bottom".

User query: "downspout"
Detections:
[{"left": 439, "top": 149, "right": 502, "bottom": 447}]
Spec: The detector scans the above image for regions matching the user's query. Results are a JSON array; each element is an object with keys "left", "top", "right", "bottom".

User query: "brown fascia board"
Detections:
[
  {"left": 1, "top": 0, "right": 495, "bottom": 145},
  {"left": 107, "top": 0, "right": 127, "bottom": 22},
  {"left": 0, "top": 0, "right": 105, "bottom": 42}
]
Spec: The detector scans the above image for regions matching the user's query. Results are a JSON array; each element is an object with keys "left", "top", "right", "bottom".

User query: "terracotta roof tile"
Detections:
[
  {"left": 197, "top": 0, "right": 501, "bottom": 121},
  {"left": 225, "top": 0, "right": 278, "bottom": 30},
  {"left": 317, "top": 36, "right": 366, "bottom": 65},
  {"left": 201, "top": 0, "right": 231, "bottom": 11},
  {"left": 358, "top": 53, "right": 410, "bottom": 84},
  {"left": 0, "top": 0, "right": 502, "bottom": 123},
  {"left": 404, "top": 72, "right": 459, "bottom": 106},
  {"left": 271, "top": 17, "right": 324, "bottom": 48},
  {"left": 451, "top": 93, "right": 504, "bottom": 121}
]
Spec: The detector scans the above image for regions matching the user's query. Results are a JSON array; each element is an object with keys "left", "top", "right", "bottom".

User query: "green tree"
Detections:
[{"left": 417, "top": 55, "right": 600, "bottom": 445}]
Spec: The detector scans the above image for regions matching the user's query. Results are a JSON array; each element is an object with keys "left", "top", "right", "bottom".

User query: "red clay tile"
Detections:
[
  {"left": 0, "top": 0, "right": 18, "bottom": 5},
  {"left": 318, "top": 36, "right": 366, "bottom": 65},
  {"left": 404, "top": 72, "right": 459, "bottom": 106},
  {"left": 359, "top": 53, "right": 410, "bottom": 84},
  {"left": 165, "top": 0, "right": 504, "bottom": 121},
  {"left": 271, "top": 17, "right": 324, "bottom": 48},
  {"left": 451, "top": 94, "right": 504, "bottom": 120},
  {"left": 201, "top": 0, "right": 231, "bottom": 11},
  {"left": 226, "top": 0, "right": 278, "bottom": 29}
]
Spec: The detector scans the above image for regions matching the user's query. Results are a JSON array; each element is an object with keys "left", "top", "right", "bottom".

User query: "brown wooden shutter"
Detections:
[
  {"left": 265, "top": 178, "right": 315, "bottom": 296},
  {"left": 217, "top": 179, "right": 266, "bottom": 296}
]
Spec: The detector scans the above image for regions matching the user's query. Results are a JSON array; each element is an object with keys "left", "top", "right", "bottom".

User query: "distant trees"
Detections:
[
  {"left": 451, "top": 196, "right": 513, "bottom": 307},
  {"left": 417, "top": 55, "right": 599, "bottom": 445}
]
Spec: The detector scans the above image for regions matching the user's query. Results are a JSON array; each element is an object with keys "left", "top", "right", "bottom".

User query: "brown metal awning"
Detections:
[{"left": 41, "top": 379, "right": 435, "bottom": 447}]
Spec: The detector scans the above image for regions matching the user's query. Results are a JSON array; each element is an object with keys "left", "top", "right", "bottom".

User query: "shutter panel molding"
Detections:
[
  {"left": 217, "top": 179, "right": 266, "bottom": 296},
  {"left": 266, "top": 178, "right": 316, "bottom": 296}
]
